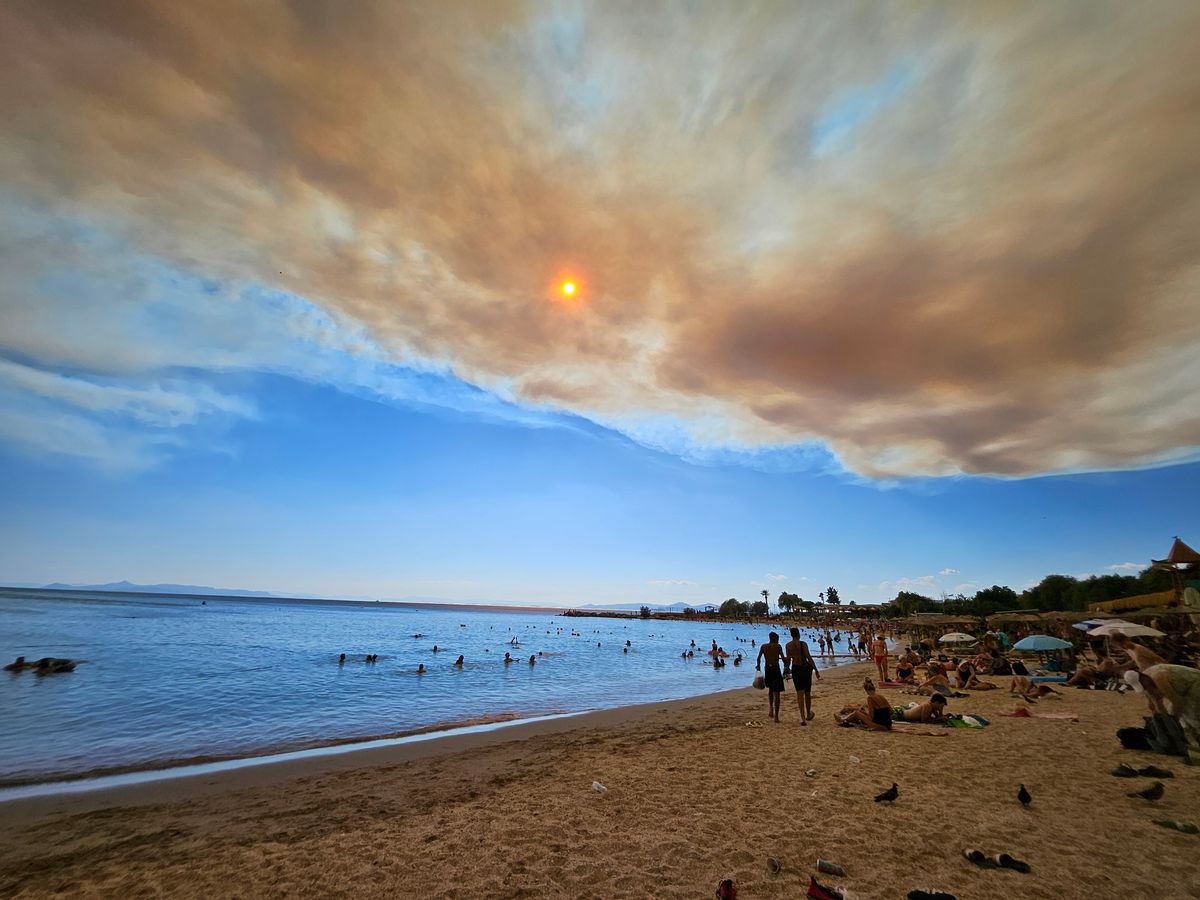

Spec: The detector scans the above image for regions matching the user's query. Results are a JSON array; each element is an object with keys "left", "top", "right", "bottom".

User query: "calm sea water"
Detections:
[{"left": 0, "top": 590, "right": 864, "bottom": 784}]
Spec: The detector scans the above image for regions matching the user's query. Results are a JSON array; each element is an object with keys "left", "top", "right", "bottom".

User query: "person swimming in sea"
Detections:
[
  {"left": 504, "top": 652, "right": 514, "bottom": 664},
  {"left": 417, "top": 664, "right": 425, "bottom": 674},
  {"left": 454, "top": 655, "right": 464, "bottom": 667},
  {"left": 529, "top": 655, "right": 536, "bottom": 665}
]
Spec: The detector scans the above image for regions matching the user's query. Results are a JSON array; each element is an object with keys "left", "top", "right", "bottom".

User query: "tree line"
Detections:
[{"left": 884, "top": 566, "right": 1174, "bottom": 618}]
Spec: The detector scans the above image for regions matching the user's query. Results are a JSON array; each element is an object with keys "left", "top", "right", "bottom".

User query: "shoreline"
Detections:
[{"left": 3, "top": 660, "right": 1197, "bottom": 898}]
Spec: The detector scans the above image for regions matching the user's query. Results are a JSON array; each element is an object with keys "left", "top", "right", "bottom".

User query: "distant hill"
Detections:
[
  {"left": 41, "top": 580, "right": 277, "bottom": 598},
  {"left": 580, "top": 601, "right": 695, "bottom": 611}
]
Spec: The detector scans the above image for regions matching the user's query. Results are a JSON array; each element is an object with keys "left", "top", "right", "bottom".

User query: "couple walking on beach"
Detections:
[{"left": 756, "top": 628, "right": 821, "bottom": 723}]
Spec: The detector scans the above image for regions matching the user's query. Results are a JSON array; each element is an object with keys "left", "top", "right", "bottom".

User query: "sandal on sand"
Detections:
[
  {"left": 963, "top": 849, "right": 998, "bottom": 869},
  {"left": 907, "top": 891, "right": 957, "bottom": 900},
  {"left": 1111, "top": 764, "right": 1138, "bottom": 777},
  {"left": 1138, "top": 765, "right": 1174, "bottom": 778},
  {"left": 994, "top": 854, "right": 1031, "bottom": 873},
  {"left": 1154, "top": 819, "right": 1199, "bottom": 834}
]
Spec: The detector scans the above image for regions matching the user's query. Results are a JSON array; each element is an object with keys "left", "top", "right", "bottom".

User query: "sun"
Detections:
[{"left": 561, "top": 281, "right": 576, "bottom": 296}]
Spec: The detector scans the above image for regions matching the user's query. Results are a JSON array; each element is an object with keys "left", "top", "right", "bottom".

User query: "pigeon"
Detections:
[
  {"left": 1017, "top": 784, "right": 1032, "bottom": 807},
  {"left": 1129, "top": 781, "right": 1165, "bottom": 801},
  {"left": 874, "top": 782, "right": 899, "bottom": 803}
]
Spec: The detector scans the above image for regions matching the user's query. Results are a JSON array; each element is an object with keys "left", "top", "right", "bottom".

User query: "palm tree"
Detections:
[{"left": 761, "top": 588, "right": 770, "bottom": 614}]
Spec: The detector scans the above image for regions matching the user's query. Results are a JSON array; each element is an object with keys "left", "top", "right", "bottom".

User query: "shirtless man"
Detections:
[
  {"left": 869, "top": 634, "right": 889, "bottom": 681},
  {"left": 756, "top": 632, "right": 787, "bottom": 723},
  {"left": 1111, "top": 633, "right": 1165, "bottom": 672},
  {"left": 898, "top": 694, "right": 947, "bottom": 723},
  {"left": 784, "top": 627, "right": 821, "bottom": 725}
]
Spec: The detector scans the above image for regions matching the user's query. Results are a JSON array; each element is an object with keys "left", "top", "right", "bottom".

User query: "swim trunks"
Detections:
[
  {"left": 792, "top": 665, "right": 813, "bottom": 692},
  {"left": 764, "top": 662, "right": 785, "bottom": 692}
]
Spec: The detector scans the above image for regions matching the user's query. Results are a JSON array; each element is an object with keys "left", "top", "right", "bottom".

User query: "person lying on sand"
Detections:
[{"left": 896, "top": 694, "right": 947, "bottom": 723}]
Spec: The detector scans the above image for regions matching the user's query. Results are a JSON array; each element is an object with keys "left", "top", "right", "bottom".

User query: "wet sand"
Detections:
[{"left": 2, "top": 661, "right": 1198, "bottom": 898}]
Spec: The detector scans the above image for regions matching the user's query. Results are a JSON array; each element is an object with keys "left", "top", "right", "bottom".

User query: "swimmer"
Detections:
[
  {"left": 432, "top": 645, "right": 439, "bottom": 653},
  {"left": 529, "top": 655, "right": 536, "bottom": 665},
  {"left": 417, "top": 664, "right": 425, "bottom": 674},
  {"left": 338, "top": 653, "right": 346, "bottom": 665},
  {"left": 454, "top": 655, "right": 464, "bottom": 667},
  {"left": 504, "top": 652, "right": 513, "bottom": 664}
]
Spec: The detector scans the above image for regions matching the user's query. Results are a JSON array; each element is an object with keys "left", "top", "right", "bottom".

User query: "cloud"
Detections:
[
  {"left": 1106, "top": 562, "right": 1144, "bottom": 573},
  {"left": 765, "top": 573, "right": 788, "bottom": 582},
  {"left": 938, "top": 568, "right": 960, "bottom": 576},
  {"left": 647, "top": 579, "right": 696, "bottom": 586},
  {"left": 2, "top": 3, "right": 1199, "bottom": 477}
]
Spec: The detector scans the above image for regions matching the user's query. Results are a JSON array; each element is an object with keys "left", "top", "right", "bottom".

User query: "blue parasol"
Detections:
[{"left": 1012, "top": 635, "right": 1073, "bottom": 651}]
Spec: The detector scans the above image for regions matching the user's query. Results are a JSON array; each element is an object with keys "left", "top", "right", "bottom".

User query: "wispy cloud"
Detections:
[
  {"left": 647, "top": 579, "right": 696, "bottom": 586},
  {"left": 938, "top": 568, "right": 960, "bottom": 576},
  {"left": 2, "top": 3, "right": 1199, "bottom": 477},
  {"left": 765, "top": 573, "right": 788, "bottom": 582},
  {"left": 1106, "top": 562, "right": 1144, "bottom": 573}
]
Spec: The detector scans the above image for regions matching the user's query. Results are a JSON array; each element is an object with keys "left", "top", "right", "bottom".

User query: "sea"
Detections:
[{"left": 0, "top": 588, "right": 867, "bottom": 786}]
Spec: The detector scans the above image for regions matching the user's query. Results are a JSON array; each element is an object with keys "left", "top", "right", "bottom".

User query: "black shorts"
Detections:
[
  {"left": 764, "top": 663, "right": 785, "bottom": 692},
  {"left": 792, "top": 666, "right": 813, "bottom": 692}
]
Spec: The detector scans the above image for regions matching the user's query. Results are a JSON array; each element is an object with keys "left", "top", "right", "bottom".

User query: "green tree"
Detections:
[
  {"left": 891, "top": 590, "right": 935, "bottom": 616},
  {"left": 682, "top": 607, "right": 697, "bottom": 619},
  {"left": 778, "top": 591, "right": 802, "bottom": 613},
  {"left": 971, "top": 585, "right": 1019, "bottom": 616},
  {"left": 1021, "top": 574, "right": 1078, "bottom": 612},
  {"left": 825, "top": 586, "right": 841, "bottom": 605},
  {"left": 639, "top": 605, "right": 652, "bottom": 619},
  {"left": 750, "top": 600, "right": 769, "bottom": 616},
  {"left": 719, "top": 597, "right": 748, "bottom": 617}
]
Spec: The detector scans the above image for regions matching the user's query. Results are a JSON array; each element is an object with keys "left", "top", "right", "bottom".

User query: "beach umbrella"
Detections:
[
  {"left": 1086, "top": 622, "right": 1164, "bottom": 638},
  {"left": 1012, "top": 635, "right": 1072, "bottom": 651},
  {"left": 939, "top": 632, "right": 977, "bottom": 644},
  {"left": 1072, "top": 618, "right": 1131, "bottom": 631}
]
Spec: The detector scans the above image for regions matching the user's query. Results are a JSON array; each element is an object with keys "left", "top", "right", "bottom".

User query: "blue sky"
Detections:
[
  {"left": 1, "top": 3, "right": 1198, "bottom": 606},
  {"left": 2, "top": 365, "right": 1195, "bottom": 606}
]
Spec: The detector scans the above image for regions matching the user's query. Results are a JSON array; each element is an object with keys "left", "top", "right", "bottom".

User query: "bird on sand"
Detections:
[
  {"left": 1129, "top": 782, "right": 1165, "bottom": 801},
  {"left": 1017, "top": 784, "right": 1032, "bottom": 806},
  {"left": 874, "top": 783, "right": 899, "bottom": 803}
]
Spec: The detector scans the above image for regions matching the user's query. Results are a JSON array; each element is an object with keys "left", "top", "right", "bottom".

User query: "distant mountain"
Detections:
[
  {"left": 41, "top": 580, "right": 277, "bottom": 598},
  {"left": 580, "top": 601, "right": 695, "bottom": 611}
]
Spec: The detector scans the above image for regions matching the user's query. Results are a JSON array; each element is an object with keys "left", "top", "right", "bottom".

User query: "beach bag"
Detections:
[
  {"left": 716, "top": 879, "right": 738, "bottom": 899},
  {"left": 1117, "top": 726, "right": 1152, "bottom": 751},
  {"left": 1145, "top": 714, "right": 1189, "bottom": 757}
]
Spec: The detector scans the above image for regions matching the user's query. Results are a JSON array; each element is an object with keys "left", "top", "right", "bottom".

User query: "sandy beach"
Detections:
[{"left": 2, "top": 659, "right": 1198, "bottom": 899}]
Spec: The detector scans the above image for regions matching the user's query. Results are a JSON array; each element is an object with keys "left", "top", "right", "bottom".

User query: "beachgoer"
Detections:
[
  {"left": 836, "top": 678, "right": 893, "bottom": 731},
  {"left": 504, "top": 652, "right": 513, "bottom": 664},
  {"left": 417, "top": 664, "right": 425, "bottom": 674},
  {"left": 870, "top": 634, "right": 889, "bottom": 681},
  {"left": 1111, "top": 633, "right": 1166, "bottom": 672},
  {"left": 529, "top": 655, "right": 536, "bottom": 665},
  {"left": 454, "top": 655, "right": 464, "bottom": 667},
  {"left": 432, "top": 645, "right": 439, "bottom": 653},
  {"left": 756, "top": 632, "right": 787, "bottom": 723},
  {"left": 3, "top": 656, "right": 26, "bottom": 672},
  {"left": 784, "top": 627, "right": 820, "bottom": 724},
  {"left": 898, "top": 694, "right": 947, "bottom": 723},
  {"left": 338, "top": 653, "right": 346, "bottom": 666},
  {"left": 895, "top": 656, "right": 915, "bottom": 683}
]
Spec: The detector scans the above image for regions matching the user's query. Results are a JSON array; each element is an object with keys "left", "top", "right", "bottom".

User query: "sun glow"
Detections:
[{"left": 561, "top": 281, "right": 576, "bottom": 296}]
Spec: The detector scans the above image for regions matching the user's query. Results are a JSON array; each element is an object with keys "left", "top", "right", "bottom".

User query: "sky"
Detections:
[{"left": 0, "top": 1, "right": 1198, "bottom": 606}]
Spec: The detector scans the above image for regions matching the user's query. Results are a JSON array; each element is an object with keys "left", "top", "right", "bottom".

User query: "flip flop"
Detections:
[
  {"left": 907, "top": 892, "right": 957, "bottom": 900},
  {"left": 963, "top": 849, "right": 998, "bottom": 869},
  {"left": 995, "top": 853, "right": 1031, "bottom": 873},
  {"left": 1153, "top": 819, "right": 1200, "bottom": 834},
  {"left": 1137, "top": 765, "right": 1174, "bottom": 778},
  {"left": 1111, "top": 764, "right": 1138, "bottom": 778}
]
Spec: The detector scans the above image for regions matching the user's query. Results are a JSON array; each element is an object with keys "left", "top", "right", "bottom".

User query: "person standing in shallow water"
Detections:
[
  {"left": 784, "top": 627, "right": 820, "bottom": 724},
  {"left": 756, "top": 632, "right": 786, "bottom": 723}
]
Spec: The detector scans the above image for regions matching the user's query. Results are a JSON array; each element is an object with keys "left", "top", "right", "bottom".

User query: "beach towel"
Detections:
[
  {"left": 1000, "top": 708, "right": 1078, "bottom": 720},
  {"left": 945, "top": 714, "right": 989, "bottom": 728}
]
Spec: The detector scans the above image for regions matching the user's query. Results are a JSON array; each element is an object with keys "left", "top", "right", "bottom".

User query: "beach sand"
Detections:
[{"left": 2, "top": 660, "right": 1198, "bottom": 899}]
